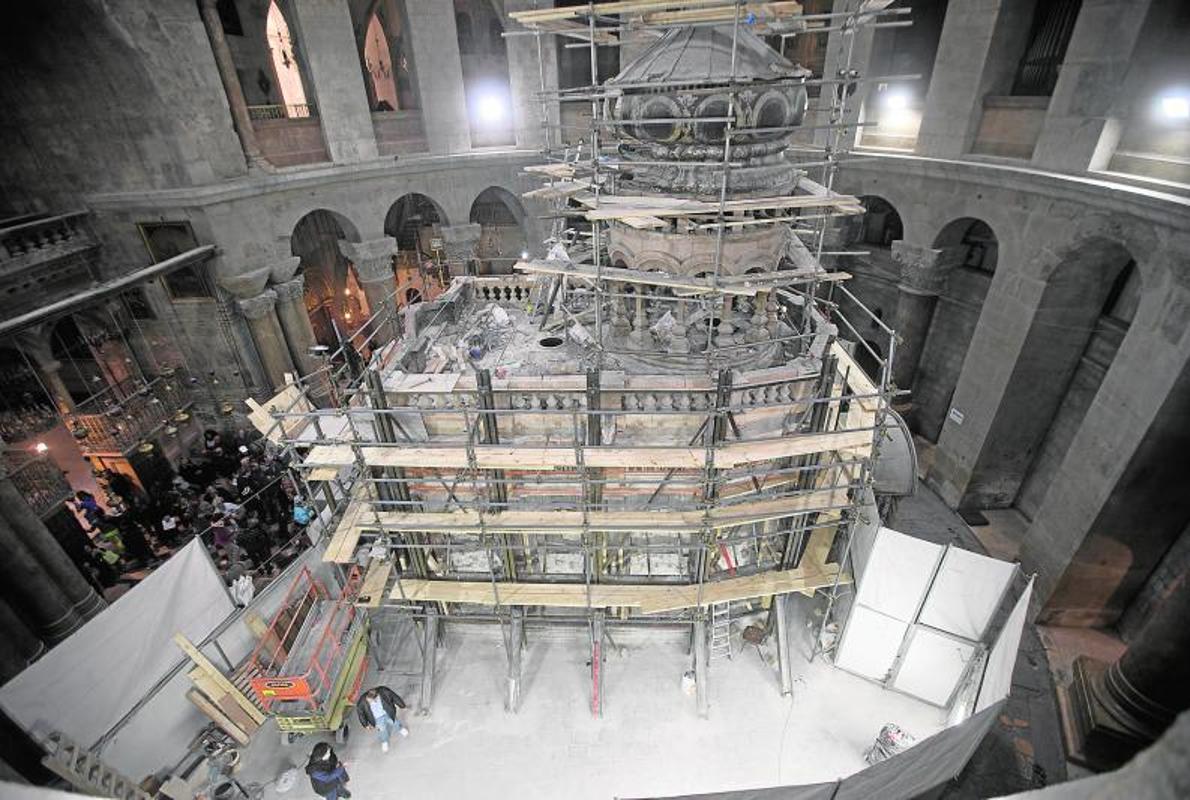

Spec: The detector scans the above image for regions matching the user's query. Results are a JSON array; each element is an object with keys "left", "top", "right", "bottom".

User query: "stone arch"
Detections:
[
  {"left": 854, "top": 195, "right": 904, "bottom": 248},
  {"left": 291, "top": 210, "right": 365, "bottom": 345},
  {"left": 470, "top": 186, "right": 528, "bottom": 275},
  {"left": 362, "top": 10, "right": 400, "bottom": 111},
  {"left": 384, "top": 193, "right": 448, "bottom": 254},
  {"left": 910, "top": 217, "right": 1001, "bottom": 441},
  {"left": 964, "top": 233, "right": 1142, "bottom": 512}
]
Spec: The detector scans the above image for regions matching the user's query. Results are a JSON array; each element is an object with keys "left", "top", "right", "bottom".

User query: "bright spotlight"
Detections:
[
  {"left": 1159, "top": 94, "right": 1190, "bottom": 120},
  {"left": 884, "top": 90, "right": 910, "bottom": 111},
  {"left": 478, "top": 93, "right": 507, "bottom": 123},
  {"left": 520, "top": 251, "right": 530, "bottom": 260},
  {"left": 35, "top": 442, "right": 48, "bottom": 454}
]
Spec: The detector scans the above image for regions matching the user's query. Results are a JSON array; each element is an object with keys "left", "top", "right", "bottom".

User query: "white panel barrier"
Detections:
[
  {"left": 833, "top": 606, "right": 909, "bottom": 681},
  {"left": 852, "top": 528, "right": 942, "bottom": 622},
  {"left": 834, "top": 526, "right": 1024, "bottom": 710},
  {"left": 891, "top": 627, "right": 977, "bottom": 707},
  {"left": 918, "top": 546, "right": 1015, "bottom": 640}
]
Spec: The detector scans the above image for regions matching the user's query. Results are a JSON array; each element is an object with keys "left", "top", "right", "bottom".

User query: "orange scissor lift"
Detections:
[{"left": 247, "top": 567, "right": 369, "bottom": 745}]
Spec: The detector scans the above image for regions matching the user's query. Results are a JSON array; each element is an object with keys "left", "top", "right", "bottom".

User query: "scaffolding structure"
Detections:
[{"left": 250, "top": 1, "right": 907, "bottom": 719}]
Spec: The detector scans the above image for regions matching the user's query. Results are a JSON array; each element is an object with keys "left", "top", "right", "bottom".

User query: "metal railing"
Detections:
[
  {"left": 65, "top": 367, "right": 194, "bottom": 455},
  {"left": 247, "top": 103, "right": 318, "bottom": 121},
  {"left": 5, "top": 449, "right": 73, "bottom": 519}
]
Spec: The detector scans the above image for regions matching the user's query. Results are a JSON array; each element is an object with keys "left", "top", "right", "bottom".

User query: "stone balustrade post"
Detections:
[
  {"left": 238, "top": 289, "right": 295, "bottom": 392},
  {"left": 339, "top": 238, "right": 399, "bottom": 346},
  {"left": 890, "top": 242, "right": 962, "bottom": 392}
]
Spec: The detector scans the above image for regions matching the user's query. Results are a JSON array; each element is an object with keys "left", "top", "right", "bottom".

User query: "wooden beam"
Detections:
[
  {"left": 302, "top": 429, "right": 871, "bottom": 472},
  {"left": 514, "top": 259, "right": 846, "bottom": 297},
  {"left": 578, "top": 193, "right": 862, "bottom": 221},
  {"left": 322, "top": 497, "right": 365, "bottom": 563},
  {"left": 390, "top": 561, "right": 846, "bottom": 615},
  {"left": 356, "top": 559, "right": 393, "bottom": 608},
  {"left": 173, "top": 634, "right": 266, "bottom": 726}
]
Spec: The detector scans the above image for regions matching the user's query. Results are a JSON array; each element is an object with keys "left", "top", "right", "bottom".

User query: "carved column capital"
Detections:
[
  {"left": 338, "top": 237, "right": 397, "bottom": 283},
  {"left": 237, "top": 288, "right": 278, "bottom": 321},
  {"left": 891, "top": 241, "right": 962, "bottom": 296},
  {"left": 440, "top": 223, "right": 483, "bottom": 263},
  {"left": 272, "top": 275, "right": 307, "bottom": 303}
]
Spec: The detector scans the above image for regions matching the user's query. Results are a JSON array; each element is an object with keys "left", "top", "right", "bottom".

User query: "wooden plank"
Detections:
[
  {"left": 515, "top": 258, "right": 845, "bottom": 296},
  {"left": 616, "top": 215, "right": 669, "bottom": 230},
  {"left": 356, "top": 559, "right": 393, "bottom": 608},
  {"left": 186, "top": 689, "right": 250, "bottom": 746},
  {"left": 365, "top": 487, "right": 847, "bottom": 534},
  {"left": 323, "top": 497, "right": 365, "bottom": 563},
  {"left": 511, "top": 1, "right": 798, "bottom": 25},
  {"left": 579, "top": 193, "right": 860, "bottom": 220},
  {"left": 391, "top": 566, "right": 847, "bottom": 615},
  {"left": 173, "top": 634, "right": 266, "bottom": 726}
]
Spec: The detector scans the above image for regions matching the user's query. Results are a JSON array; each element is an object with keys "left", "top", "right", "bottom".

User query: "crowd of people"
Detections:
[
  {"left": 70, "top": 427, "right": 316, "bottom": 600},
  {"left": 0, "top": 402, "right": 59, "bottom": 443}
]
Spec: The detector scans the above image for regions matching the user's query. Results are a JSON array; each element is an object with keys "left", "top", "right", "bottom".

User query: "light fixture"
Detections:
[
  {"left": 478, "top": 93, "right": 506, "bottom": 123},
  {"left": 1158, "top": 93, "right": 1190, "bottom": 120},
  {"left": 883, "top": 90, "right": 910, "bottom": 111},
  {"left": 520, "top": 250, "right": 530, "bottom": 260},
  {"left": 35, "top": 442, "right": 48, "bottom": 454}
]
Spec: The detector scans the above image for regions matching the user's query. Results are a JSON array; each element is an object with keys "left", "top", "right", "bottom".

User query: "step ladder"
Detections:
[
  {"left": 41, "top": 730, "right": 150, "bottom": 800},
  {"left": 709, "top": 602, "right": 733, "bottom": 662}
]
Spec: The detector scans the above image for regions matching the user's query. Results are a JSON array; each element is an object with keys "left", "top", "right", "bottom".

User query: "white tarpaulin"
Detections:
[
  {"left": 0, "top": 539, "right": 233, "bottom": 749},
  {"left": 852, "top": 528, "right": 942, "bottom": 622},
  {"left": 976, "top": 577, "right": 1034, "bottom": 712},
  {"left": 891, "top": 627, "right": 977, "bottom": 707}
]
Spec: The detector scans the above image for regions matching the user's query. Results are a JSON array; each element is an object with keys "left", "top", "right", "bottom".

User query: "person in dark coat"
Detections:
[
  {"left": 305, "top": 743, "right": 350, "bottom": 800},
  {"left": 356, "top": 686, "right": 409, "bottom": 753}
]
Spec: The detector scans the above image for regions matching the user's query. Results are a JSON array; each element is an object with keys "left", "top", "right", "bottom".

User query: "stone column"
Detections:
[
  {"left": 914, "top": 0, "right": 1035, "bottom": 158},
  {"left": 198, "top": 0, "right": 268, "bottom": 171},
  {"left": 22, "top": 343, "right": 75, "bottom": 415},
  {"left": 1031, "top": 0, "right": 1153, "bottom": 173},
  {"left": 441, "top": 224, "right": 483, "bottom": 279},
  {"left": 238, "top": 289, "right": 296, "bottom": 392},
  {"left": 505, "top": 0, "right": 559, "bottom": 150},
  {"left": 406, "top": 0, "right": 471, "bottom": 154},
  {"left": 890, "top": 242, "right": 959, "bottom": 392},
  {"left": 272, "top": 275, "right": 321, "bottom": 378},
  {"left": 0, "top": 511, "right": 83, "bottom": 645},
  {"left": 339, "top": 238, "right": 399, "bottom": 346},
  {"left": 289, "top": 0, "right": 379, "bottom": 163},
  {"left": 0, "top": 475, "right": 106, "bottom": 622},
  {"left": 1066, "top": 574, "right": 1190, "bottom": 769}
]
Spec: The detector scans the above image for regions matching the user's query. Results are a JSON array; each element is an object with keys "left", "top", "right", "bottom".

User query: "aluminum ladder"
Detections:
[{"left": 709, "top": 601, "right": 733, "bottom": 662}]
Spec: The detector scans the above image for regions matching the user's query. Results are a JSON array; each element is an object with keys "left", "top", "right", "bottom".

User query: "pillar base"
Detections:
[{"left": 1058, "top": 656, "right": 1151, "bottom": 771}]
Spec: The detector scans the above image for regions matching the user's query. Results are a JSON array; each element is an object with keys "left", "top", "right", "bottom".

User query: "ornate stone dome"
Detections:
[
  {"left": 606, "top": 25, "right": 809, "bottom": 196},
  {"left": 607, "top": 25, "right": 809, "bottom": 148}
]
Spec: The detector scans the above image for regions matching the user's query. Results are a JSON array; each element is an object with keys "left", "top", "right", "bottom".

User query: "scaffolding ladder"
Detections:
[
  {"left": 709, "top": 601, "right": 733, "bottom": 662},
  {"left": 40, "top": 731, "right": 150, "bottom": 800}
]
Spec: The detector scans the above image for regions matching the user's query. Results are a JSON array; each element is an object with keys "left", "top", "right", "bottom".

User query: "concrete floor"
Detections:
[{"left": 239, "top": 601, "right": 947, "bottom": 800}]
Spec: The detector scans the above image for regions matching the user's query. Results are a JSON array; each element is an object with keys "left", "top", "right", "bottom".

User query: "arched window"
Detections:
[
  {"left": 456, "top": 12, "right": 473, "bottom": 54},
  {"left": 266, "top": 0, "right": 309, "bottom": 114},
  {"left": 364, "top": 13, "right": 400, "bottom": 111}
]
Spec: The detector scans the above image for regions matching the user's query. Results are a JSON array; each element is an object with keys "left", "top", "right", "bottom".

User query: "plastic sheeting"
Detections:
[
  {"left": 891, "top": 627, "right": 976, "bottom": 707},
  {"left": 0, "top": 539, "right": 232, "bottom": 752},
  {"left": 977, "top": 577, "right": 1034, "bottom": 713},
  {"left": 833, "top": 606, "right": 908, "bottom": 681}
]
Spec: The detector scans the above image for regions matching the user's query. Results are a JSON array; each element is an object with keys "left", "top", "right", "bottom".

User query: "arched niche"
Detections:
[
  {"left": 291, "top": 210, "right": 364, "bottom": 345},
  {"left": 266, "top": 0, "right": 311, "bottom": 115},
  {"left": 964, "top": 237, "right": 1140, "bottom": 511},
  {"left": 911, "top": 217, "right": 1000, "bottom": 441},
  {"left": 469, "top": 186, "right": 527, "bottom": 275}
]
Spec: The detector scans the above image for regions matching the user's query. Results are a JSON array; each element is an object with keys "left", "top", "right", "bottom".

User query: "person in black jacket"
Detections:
[
  {"left": 305, "top": 743, "right": 350, "bottom": 800},
  {"left": 356, "top": 686, "right": 410, "bottom": 753}
]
